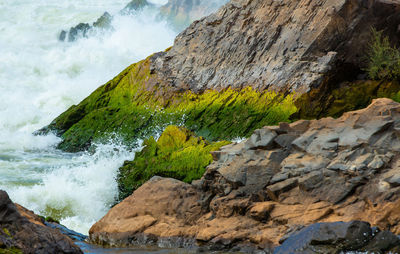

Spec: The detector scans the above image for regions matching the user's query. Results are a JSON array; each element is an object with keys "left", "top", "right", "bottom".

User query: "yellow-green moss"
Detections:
[
  {"left": 2, "top": 229, "right": 10, "bottom": 238},
  {"left": 117, "top": 125, "right": 230, "bottom": 200},
  {"left": 0, "top": 248, "right": 22, "bottom": 254},
  {"left": 41, "top": 55, "right": 296, "bottom": 152}
]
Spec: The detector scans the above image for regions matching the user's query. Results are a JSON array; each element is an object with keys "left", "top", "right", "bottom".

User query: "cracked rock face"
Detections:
[
  {"left": 89, "top": 98, "right": 400, "bottom": 252},
  {"left": 152, "top": 0, "right": 400, "bottom": 94}
]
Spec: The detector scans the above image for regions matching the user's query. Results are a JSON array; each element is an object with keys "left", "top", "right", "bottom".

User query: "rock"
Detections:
[
  {"left": 117, "top": 125, "right": 230, "bottom": 200},
  {"left": 386, "top": 174, "right": 400, "bottom": 187},
  {"left": 89, "top": 99, "right": 400, "bottom": 251},
  {"left": 93, "top": 12, "right": 113, "bottom": 29},
  {"left": 59, "top": 30, "right": 67, "bottom": 41},
  {"left": 67, "top": 22, "right": 91, "bottom": 42},
  {"left": 122, "top": 0, "right": 149, "bottom": 14},
  {"left": 90, "top": 177, "right": 203, "bottom": 247},
  {"left": 0, "top": 190, "right": 82, "bottom": 254},
  {"left": 362, "top": 231, "right": 400, "bottom": 252},
  {"left": 152, "top": 0, "right": 400, "bottom": 94},
  {"left": 61, "top": 12, "right": 113, "bottom": 42},
  {"left": 267, "top": 178, "right": 298, "bottom": 198},
  {"left": 274, "top": 221, "right": 397, "bottom": 254},
  {"left": 244, "top": 128, "right": 277, "bottom": 150}
]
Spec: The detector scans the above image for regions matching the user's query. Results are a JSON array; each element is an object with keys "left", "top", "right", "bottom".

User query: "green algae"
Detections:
[
  {"left": 117, "top": 125, "right": 230, "bottom": 200},
  {"left": 42, "top": 55, "right": 297, "bottom": 152}
]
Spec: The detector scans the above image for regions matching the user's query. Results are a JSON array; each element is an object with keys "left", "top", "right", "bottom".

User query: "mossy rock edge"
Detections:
[
  {"left": 117, "top": 125, "right": 231, "bottom": 200},
  {"left": 39, "top": 54, "right": 297, "bottom": 152}
]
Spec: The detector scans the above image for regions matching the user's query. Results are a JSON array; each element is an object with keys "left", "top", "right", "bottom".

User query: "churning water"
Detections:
[{"left": 0, "top": 0, "right": 176, "bottom": 234}]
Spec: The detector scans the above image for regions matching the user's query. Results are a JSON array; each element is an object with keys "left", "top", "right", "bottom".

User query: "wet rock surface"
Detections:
[
  {"left": 275, "top": 221, "right": 400, "bottom": 254},
  {"left": 89, "top": 98, "right": 400, "bottom": 252},
  {"left": 0, "top": 190, "right": 83, "bottom": 253},
  {"left": 60, "top": 12, "right": 113, "bottom": 42},
  {"left": 59, "top": 0, "right": 149, "bottom": 42},
  {"left": 152, "top": 0, "right": 400, "bottom": 94}
]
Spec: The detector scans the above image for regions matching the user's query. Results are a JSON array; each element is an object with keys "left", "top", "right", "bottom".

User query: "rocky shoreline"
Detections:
[{"left": 21, "top": 0, "right": 400, "bottom": 253}]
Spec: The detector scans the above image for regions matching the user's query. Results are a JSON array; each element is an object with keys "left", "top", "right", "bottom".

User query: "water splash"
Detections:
[{"left": 0, "top": 0, "right": 175, "bottom": 234}]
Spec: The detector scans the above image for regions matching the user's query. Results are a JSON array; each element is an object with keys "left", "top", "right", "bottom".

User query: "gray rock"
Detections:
[
  {"left": 275, "top": 221, "right": 374, "bottom": 254},
  {"left": 267, "top": 178, "right": 298, "bottom": 197},
  {"left": 244, "top": 128, "right": 277, "bottom": 150},
  {"left": 152, "top": 0, "right": 400, "bottom": 94}
]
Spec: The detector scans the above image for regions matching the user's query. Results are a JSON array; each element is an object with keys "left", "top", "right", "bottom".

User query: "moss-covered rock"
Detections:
[
  {"left": 294, "top": 80, "right": 400, "bottom": 119},
  {"left": 39, "top": 55, "right": 297, "bottom": 152},
  {"left": 117, "top": 125, "right": 230, "bottom": 200}
]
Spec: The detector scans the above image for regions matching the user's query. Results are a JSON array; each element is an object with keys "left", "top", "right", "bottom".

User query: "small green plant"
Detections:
[{"left": 366, "top": 28, "right": 400, "bottom": 80}]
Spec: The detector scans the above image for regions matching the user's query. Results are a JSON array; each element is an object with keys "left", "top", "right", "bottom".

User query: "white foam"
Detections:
[{"left": 0, "top": 0, "right": 175, "bottom": 234}]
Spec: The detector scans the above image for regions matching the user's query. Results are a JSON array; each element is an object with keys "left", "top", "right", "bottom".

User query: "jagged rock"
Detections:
[
  {"left": 89, "top": 98, "right": 400, "bottom": 252},
  {"left": 152, "top": 0, "right": 400, "bottom": 94},
  {"left": 67, "top": 23, "right": 91, "bottom": 42},
  {"left": 0, "top": 190, "right": 82, "bottom": 254},
  {"left": 61, "top": 12, "right": 113, "bottom": 42}
]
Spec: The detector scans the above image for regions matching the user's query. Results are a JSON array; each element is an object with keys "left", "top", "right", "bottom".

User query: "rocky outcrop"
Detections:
[
  {"left": 0, "top": 190, "right": 82, "bottom": 254},
  {"left": 59, "top": 12, "right": 113, "bottom": 42},
  {"left": 152, "top": 0, "right": 400, "bottom": 94},
  {"left": 59, "top": 0, "right": 149, "bottom": 42},
  {"left": 38, "top": 57, "right": 296, "bottom": 152},
  {"left": 90, "top": 98, "right": 400, "bottom": 252},
  {"left": 160, "top": 0, "right": 229, "bottom": 30},
  {"left": 46, "top": 0, "right": 400, "bottom": 151}
]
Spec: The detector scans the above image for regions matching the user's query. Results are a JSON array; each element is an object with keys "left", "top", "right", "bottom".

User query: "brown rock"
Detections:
[
  {"left": 0, "top": 190, "right": 82, "bottom": 254},
  {"left": 152, "top": 0, "right": 400, "bottom": 94},
  {"left": 89, "top": 98, "right": 400, "bottom": 252}
]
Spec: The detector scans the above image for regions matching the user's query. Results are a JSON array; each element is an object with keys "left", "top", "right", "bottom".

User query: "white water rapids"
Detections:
[{"left": 0, "top": 0, "right": 176, "bottom": 234}]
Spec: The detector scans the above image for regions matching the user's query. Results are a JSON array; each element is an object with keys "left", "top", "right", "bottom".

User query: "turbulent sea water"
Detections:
[{"left": 0, "top": 0, "right": 176, "bottom": 235}]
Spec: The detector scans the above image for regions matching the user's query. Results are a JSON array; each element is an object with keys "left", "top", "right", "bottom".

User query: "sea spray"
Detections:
[
  {"left": 0, "top": 0, "right": 176, "bottom": 234},
  {"left": 7, "top": 140, "right": 137, "bottom": 234}
]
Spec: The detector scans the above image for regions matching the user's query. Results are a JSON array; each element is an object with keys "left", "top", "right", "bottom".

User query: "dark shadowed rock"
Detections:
[
  {"left": 60, "top": 11, "right": 114, "bottom": 42},
  {"left": 0, "top": 190, "right": 82, "bottom": 254},
  {"left": 274, "top": 221, "right": 400, "bottom": 254},
  {"left": 67, "top": 22, "right": 91, "bottom": 42}
]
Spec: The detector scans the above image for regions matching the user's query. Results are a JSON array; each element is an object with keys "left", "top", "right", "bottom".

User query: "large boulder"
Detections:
[
  {"left": 89, "top": 98, "right": 400, "bottom": 252},
  {"left": 152, "top": 0, "right": 400, "bottom": 93},
  {"left": 0, "top": 190, "right": 82, "bottom": 254}
]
